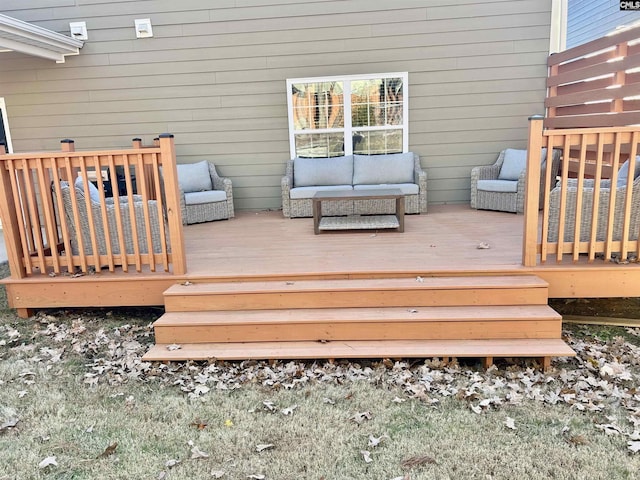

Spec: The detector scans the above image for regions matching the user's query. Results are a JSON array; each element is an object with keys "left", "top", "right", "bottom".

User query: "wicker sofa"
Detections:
[
  {"left": 59, "top": 179, "right": 167, "bottom": 256},
  {"left": 547, "top": 159, "right": 640, "bottom": 243},
  {"left": 281, "top": 152, "right": 427, "bottom": 218}
]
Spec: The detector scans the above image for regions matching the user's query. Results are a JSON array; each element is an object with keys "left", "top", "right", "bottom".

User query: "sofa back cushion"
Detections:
[
  {"left": 177, "top": 160, "right": 213, "bottom": 193},
  {"left": 353, "top": 153, "right": 414, "bottom": 185},
  {"left": 616, "top": 156, "right": 640, "bottom": 188},
  {"left": 498, "top": 149, "right": 528, "bottom": 181},
  {"left": 74, "top": 176, "right": 101, "bottom": 203},
  {"left": 294, "top": 155, "right": 353, "bottom": 187}
]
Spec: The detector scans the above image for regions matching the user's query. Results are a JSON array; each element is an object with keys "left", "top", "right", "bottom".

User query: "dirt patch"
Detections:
[{"left": 550, "top": 297, "right": 640, "bottom": 320}]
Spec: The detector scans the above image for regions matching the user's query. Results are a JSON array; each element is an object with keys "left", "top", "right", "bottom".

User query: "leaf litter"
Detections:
[{"left": 4, "top": 312, "right": 640, "bottom": 455}]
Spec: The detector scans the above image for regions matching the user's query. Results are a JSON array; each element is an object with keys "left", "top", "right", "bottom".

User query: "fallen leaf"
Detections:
[
  {"left": 165, "top": 459, "right": 180, "bottom": 468},
  {"left": 157, "top": 471, "right": 167, "bottom": 480},
  {"left": 97, "top": 442, "right": 118, "bottom": 458},
  {"left": 392, "top": 397, "right": 406, "bottom": 403},
  {"left": 38, "top": 456, "right": 58, "bottom": 468},
  {"left": 191, "top": 445, "right": 209, "bottom": 459},
  {"left": 190, "top": 419, "right": 208, "bottom": 430},
  {"left": 167, "top": 344, "right": 181, "bottom": 351},
  {"left": 322, "top": 398, "right": 335, "bottom": 405},
  {"left": 256, "top": 443, "right": 274, "bottom": 452},
  {"left": 368, "top": 435, "right": 386, "bottom": 447},
  {"left": 352, "top": 411, "right": 372, "bottom": 424},
  {"left": 401, "top": 454, "right": 436, "bottom": 468},
  {"left": 596, "top": 423, "right": 623, "bottom": 435},
  {"left": 224, "top": 419, "right": 234, "bottom": 427},
  {"left": 281, "top": 405, "right": 298, "bottom": 415},
  {"left": 211, "top": 471, "right": 226, "bottom": 478},
  {"left": 0, "top": 418, "right": 19, "bottom": 432},
  {"left": 628, "top": 440, "right": 640, "bottom": 453},
  {"left": 263, "top": 401, "right": 277, "bottom": 412},
  {"left": 477, "top": 242, "right": 490, "bottom": 249},
  {"left": 247, "top": 475, "right": 265, "bottom": 479},
  {"left": 361, "top": 450, "right": 373, "bottom": 463},
  {"left": 505, "top": 417, "right": 517, "bottom": 430}
]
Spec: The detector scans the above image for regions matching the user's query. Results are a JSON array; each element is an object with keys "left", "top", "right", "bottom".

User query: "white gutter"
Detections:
[{"left": 0, "top": 13, "right": 84, "bottom": 63}]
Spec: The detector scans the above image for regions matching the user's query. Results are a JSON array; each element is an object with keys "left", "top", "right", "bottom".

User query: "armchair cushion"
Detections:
[
  {"left": 498, "top": 149, "right": 527, "bottom": 181},
  {"left": 177, "top": 160, "right": 213, "bottom": 193},
  {"left": 184, "top": 190, "right": 227, "bottom": 205},
  {"left": 294, "top": 155, "right": 353, "bottom": 187},
  {"left": 353, "top": 153, "right": 414, "bottom": 185},
  {"left": 74, "top": 176, "right": 101, "bottom": 203},
  {"left": 477, "top": 179, "right": 518, "bottom": 193}
]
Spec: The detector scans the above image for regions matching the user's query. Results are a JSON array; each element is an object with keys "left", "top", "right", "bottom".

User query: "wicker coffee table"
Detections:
[{"left": 312, "top": 189, "right": 405, "bottom": 234}]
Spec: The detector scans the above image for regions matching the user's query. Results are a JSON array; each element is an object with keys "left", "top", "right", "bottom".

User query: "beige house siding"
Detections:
[{"left": 0, "top": 0, "right": 552, "bottom": 210}]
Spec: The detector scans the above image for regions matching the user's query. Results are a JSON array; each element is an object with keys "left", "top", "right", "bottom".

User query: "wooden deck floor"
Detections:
[{"left": 183, "top": 204, "right": 527, "bottom": 277}]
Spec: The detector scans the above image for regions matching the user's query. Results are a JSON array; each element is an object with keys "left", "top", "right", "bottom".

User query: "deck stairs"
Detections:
[{"left": 143, "top": 274, "right": 575, "bottom": 368}]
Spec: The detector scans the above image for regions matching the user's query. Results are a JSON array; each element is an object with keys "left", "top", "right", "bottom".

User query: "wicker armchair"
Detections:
[
  {"left": 470, "top": 148, "right": 561, "bottom": 214},
  {"left": 59, "top": 181, "right": 167, "bottom": 256},
  {"left": 176, "top": 160, "right": 234, "bottom": 225},
  {"left": 548, "top": 164, "right": 640, "bottom": 243}
]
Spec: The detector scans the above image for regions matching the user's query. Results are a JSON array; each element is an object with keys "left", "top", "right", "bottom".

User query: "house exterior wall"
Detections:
[
  {"left": 567, "top": 0, "right": 639, "bottom": 48},
  {"left": 0, "top": 0, "right": 553, "bottom": 210}
]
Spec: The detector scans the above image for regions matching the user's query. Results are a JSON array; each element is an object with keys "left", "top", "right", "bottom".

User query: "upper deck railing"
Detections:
[{"left": 0, "top": 135, "right": 186, "bottom": 277}]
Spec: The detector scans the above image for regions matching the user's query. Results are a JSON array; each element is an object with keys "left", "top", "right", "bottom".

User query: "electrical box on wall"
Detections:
[{"left": 69, "top": 21, "right": 88, "bottom": 40}]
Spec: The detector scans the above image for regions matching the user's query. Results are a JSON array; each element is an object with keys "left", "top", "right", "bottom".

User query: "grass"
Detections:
[{"left": 1, "top": 264, "right": 640, "bottom": 479}]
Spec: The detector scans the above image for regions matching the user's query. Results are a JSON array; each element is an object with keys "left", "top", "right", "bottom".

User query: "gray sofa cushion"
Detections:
[
  {"left": 353, "top": 183, "right": 419, "bottom": 195},
  {"left": 294, "top": 155, "right": 354, "bottom": 187},
  {"left": 74, "top": 176, "right": 101, "bottom": 203},
  {"left": 353, "top": 153, "right": 414, "bottom": 185},
  {"left": 177, "top": 160, "right": 213, "bottom": 193},
  {"left": 290, "top": 185, "right": 353, "bottom": 199},
  {"left": 184, "top": 190, "right": 227, "bottom": 205},
  {"left": 477, "top": 179, "right": 518, "bottom": 193}
]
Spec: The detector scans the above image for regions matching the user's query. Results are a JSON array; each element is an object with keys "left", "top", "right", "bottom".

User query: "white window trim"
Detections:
[
  {"left": 286, "top": 72, "right": 409, "bottom": 158},
  {"left": 0, "top": 98, "right": 13, "bottom": 154}
]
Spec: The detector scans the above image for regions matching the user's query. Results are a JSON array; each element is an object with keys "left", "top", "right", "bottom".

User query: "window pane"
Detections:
[
  {"left": 351, "top": 78, "right": 403, "bottom": 127},
  {"left": 295, "top": 133, "right": 345, "bottom": 158},
  {"left": 353, "top": 130, "right": 403, "bottom": 155},
  {"left": 291, "top": 82, "right": 343, "bottom": 130}
]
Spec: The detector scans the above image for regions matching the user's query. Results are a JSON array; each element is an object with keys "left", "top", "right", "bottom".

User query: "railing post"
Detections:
[
  {"left": 60, "top": 139, "right": 75, "bottom": 181},
  {"left": 158, "top": 134, "right": 186, "bottom": 274},
  {"left": 0, "top": 144, "right": 27, "bottom": 278},
  {"left": 132, "top": 137, "right": 143, "bottom": 149},
  {"left": 522, "top": 115, "right": 544, "bottom": 267}
]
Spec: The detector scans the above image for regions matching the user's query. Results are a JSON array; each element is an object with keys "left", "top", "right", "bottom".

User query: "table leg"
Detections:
[
  {"left": 396, "top": 196, "right": 405, "bottom": 232},
  {"left": 313, "top": 199, "right": 321, "bottom": 234}
]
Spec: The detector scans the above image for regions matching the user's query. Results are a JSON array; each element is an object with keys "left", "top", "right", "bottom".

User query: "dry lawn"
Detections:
[{"left": 1, "top": 266, "right": 640, "bottom": 479}]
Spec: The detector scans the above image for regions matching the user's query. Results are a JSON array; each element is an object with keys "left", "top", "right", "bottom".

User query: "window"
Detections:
[
  {"left": 286, "top": 72, "right": 408, "bottom": 158},
  {"left": 0, "top": 98, "right": 13, "bottom": 153}
]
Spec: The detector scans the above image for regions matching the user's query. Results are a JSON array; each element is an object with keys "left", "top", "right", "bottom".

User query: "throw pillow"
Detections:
[
  {"left": 74, "top": 176, "right": 101, "bottom": 203},
  {"left": 498, "top": 149, "right": 528, "bottom": 181},
  {"left": 616, "top": 157, "right": 640, "bottom": 188},
  {"left": 176, "top": 160, "right": 213, "bottom": 193}
]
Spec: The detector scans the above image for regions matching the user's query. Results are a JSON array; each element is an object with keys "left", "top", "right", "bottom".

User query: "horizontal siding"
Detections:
[
  {"left": 0, "top": 0, "right": 552, "bottom": 210},
  {"left": 567, "top": 0, "right": 639, "bottom": 48}
]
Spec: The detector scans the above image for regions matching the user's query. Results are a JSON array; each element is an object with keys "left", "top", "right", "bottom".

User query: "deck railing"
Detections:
[
  {"left": 0, "top": 134, "right": 186, "bottom": 277},
  {"left": 523, "top": 117, "right": 640, "bottom": 266}
]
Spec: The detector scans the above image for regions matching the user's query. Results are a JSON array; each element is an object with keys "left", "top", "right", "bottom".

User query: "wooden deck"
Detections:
[{"left": 4, "top": 204, "right": 640, "bottom": 312}]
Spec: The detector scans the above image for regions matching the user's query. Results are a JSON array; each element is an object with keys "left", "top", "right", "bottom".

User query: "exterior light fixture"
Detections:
[{"left": 134, "top": 18, "right": 153, "bottom": 38}]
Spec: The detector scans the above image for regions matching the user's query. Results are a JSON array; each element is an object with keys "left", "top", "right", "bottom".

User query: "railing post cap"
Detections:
[
  {"left": 132, "top": 137, "right": 142, "bottom": 141},
  {"left": 528, "top": 115, "right": 545, "bottom": 121},
  {"left": 60, "top": 138, "right": 75, "bottom": 143},
  {"left": 158, "top": 133, "right": 174, "bottom": 138}
]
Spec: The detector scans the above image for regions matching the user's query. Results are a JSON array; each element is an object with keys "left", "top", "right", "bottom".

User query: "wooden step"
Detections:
[
  {"left": 142, "top": 338, "right": 576, "bottom": 364},
  {"left": 152, "top": 305, "right": 562, "bottom": 344},
  {"left": 163, "top": 275, "right": 549, "bottom": 312}
]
